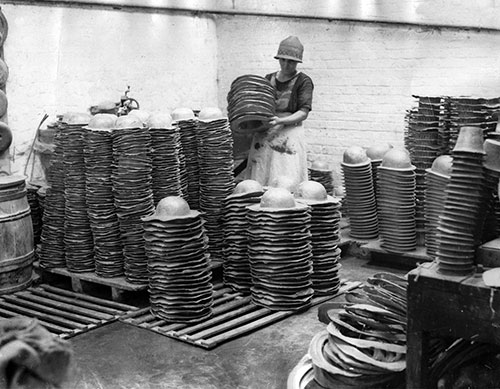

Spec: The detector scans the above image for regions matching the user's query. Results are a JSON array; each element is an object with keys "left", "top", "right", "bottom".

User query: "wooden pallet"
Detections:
[
  {"left": 120, "top": 280, "right": 361, "bottom": 350},
  {"left": 0, "top": 284, "right": 139, "bottom": 339},
  {"left": 351, "top": 239, "right": 431, "bottom": 269}
]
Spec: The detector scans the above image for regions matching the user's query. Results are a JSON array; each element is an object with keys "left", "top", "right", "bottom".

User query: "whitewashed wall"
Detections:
[
  {"left": 216, "top": 15, "right": 500, "bottom": 184},
  {"left": 3, "top": 4, "right": 218, "bottom": 173}
]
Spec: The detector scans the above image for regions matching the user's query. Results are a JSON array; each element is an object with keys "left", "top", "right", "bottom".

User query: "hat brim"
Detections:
[{"left": 274, "top": 55, "right": 302, "bottom": 63}]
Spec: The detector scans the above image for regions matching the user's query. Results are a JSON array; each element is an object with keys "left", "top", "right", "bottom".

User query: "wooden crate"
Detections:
[{"left": 121, "top": 280, "right": 361, "bottom": 349}]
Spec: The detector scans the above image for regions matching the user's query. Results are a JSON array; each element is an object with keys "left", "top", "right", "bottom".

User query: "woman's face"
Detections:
[{"left": 279, "top": 58, "right": 298, "bottom": 76}]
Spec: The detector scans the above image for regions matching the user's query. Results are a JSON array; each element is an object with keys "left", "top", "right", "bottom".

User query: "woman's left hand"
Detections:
[{"left": 268, "top": 116, "right": 281, "bottom": 127}]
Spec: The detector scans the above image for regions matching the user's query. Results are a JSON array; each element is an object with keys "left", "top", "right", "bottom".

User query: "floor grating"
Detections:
[
  {"left": 0, "top": 284, "right": 140, "bottom": 339},
  {"left": 120, "top": 280, "right": 361, "bottom": 349}
]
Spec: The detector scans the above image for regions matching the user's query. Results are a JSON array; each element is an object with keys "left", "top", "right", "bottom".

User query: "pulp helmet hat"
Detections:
[{"left": 274, "top": 36, "right": 303, "bottom": 63}]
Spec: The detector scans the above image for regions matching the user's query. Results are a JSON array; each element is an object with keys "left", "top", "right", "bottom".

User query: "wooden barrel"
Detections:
[{"left": 0, "top": 175, "right": 34, "bottom": 294}]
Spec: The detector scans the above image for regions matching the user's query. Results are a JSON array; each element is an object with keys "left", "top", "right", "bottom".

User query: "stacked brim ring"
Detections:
[
  {"left": 176, "top": 119, "right": 200, "bottom": 209},
  {"left": 424, "top": 168, "right": 450, "bottom": 259},
  {"left": 112, "top": 126, "right": 155, "bottom": 284},
  {"left": 40, "top": 124, "right": 67, "bottom": 268},
  {"left": 197, "top": 117, "right": 235, "bottom": 259},
  {"left": 84, "top": 127, "right": 124, "bottom": 277},
  {"left": 341, "top": 161, "right": 379, "bottom": 239},
  {"left": 143, "top": 210, "right": 214, "bottom": 323},
  {"left": 436, "top": 150, "right": 485, "bottom": 276},
  {"left": 222, "top": 190, "right": 263, "bottom": 293},
  {"left": 227, "top": 75, "right": 277, "bottom": 134},
  {"left": 376, "top": 165, "right": 417, "bottom": 252},
  {"left": 62, "top": 121, "right": 95, "bottom": 272},
  {"left": 149, "top": 125, "right": 183, "bottom": 204},
  {"left": 296, "top": 196, "right": 342, "bottom": 296},
  {"left": 246, "top": 202, "right": 314, "bottom": 311}
]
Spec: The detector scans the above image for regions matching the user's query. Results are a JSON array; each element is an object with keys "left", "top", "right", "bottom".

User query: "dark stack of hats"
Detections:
[
  {"left": 60, "top": 112, "right": 94, "bottom": 273},
  {"left": 405, "top": 97, "right": 444, "bottom": 244},
  {"left": 447, "top": 97, "right": 499, "bottom": 150},
  {"left": 341, "top": 146, "right": 379, "bottom": 239},
  {"left": 143, "top": 196, "right": 213, "bottom": 323},
  {"left": 26, "top": 183, "right": 42, "bottom": 245},
  {"left": 222, "top": 179, "right": 264, "bottom": 293},
  {"left": 246, "top": 188, "right": 313, "bottom": 311},
  {"left": 308, "top": 160, "right": 334, "bottom": 196},
  {"left": 424, "top": 155, "right": 453, "bottom": 259},
  {"left": 39, "top": 118, "right": 67, "bottom": 268},
  {"left": 296, "top": 181, "right": 342, "bottom": 296},
  {"left": 147, "top": 113, "right": 183, "bottom": 205},
  {"left": 197, "top": 107, "right": 235, "bottom": 259},
  {"left": 481, "top": 139, "right": 500, "bottom": 242},
  {"left": 227, "top": 74, "right": 276, "bottom": 134},
  {"left": 84, "top": 113, "right": 124, "bottom": 278},
  {"left": 366, "top": 143, "right": 393, "bottom": 197},
  {"left": 111, "top": 115, "right": 155, "bottom": 284},
  {"left": 172, "top": 108, "right": 198, "bottom": 208},
  {"left": 307, "top": 273, "right": 407, "bottom": 388},
  {"left": 435, "top": 126, "right": 486, "bottom": 276},
  {"left": 376, "top": 148, "right": 417, "bottom": 252}
]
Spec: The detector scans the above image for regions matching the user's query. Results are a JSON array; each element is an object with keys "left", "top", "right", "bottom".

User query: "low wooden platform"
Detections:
[
  {"left": 120, "top": 280, "right": 361, "bottom": 350},
  {"left": 0, "top": 284, "right": 139, "bottom": 339}
]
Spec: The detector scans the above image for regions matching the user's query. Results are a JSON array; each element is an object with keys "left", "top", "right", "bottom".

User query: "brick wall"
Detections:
[{"left": 216, "top": 15, "right": 500, "bottom": 185}]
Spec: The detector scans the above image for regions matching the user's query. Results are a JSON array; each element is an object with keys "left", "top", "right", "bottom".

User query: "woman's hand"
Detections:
[
  {"left": 268, "top": 116, "right": 281, "bottom": 127},
  {"left": 267, "top": 116, "right": 284, "bottom": 136}
]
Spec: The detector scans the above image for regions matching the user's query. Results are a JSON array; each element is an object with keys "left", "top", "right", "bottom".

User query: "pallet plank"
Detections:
[
  {"left": 1, "top": 295, "right": 102, "bottom": 325},
  {"left": 14, "top": 291, "right": 116, "bottom": 321}
]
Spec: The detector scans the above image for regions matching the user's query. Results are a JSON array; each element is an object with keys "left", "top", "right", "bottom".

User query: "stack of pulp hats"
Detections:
[
  {"left": 26, "top": 182, "right": 43, "bottom": 245},
  {"left": 341, "top": 146, "right": 379, "bottom": 239},
  {"left": 435, "top": 126, "right": 486, "bottom": 275},
  {"left": 366, "top": 143, "right": 393, "bottom": 197},
  {"left": 424, "top": 155, "right": 453, "bottom": 259},
  {"left": 60, "top": 112, "right": 95, "bottom": 273},
  {"left": 308, "top": 160, "right": 334, "bottom": 196},
  {"left": 227, "top": 74, "right": 277, "bottom": 134},
  {"left": 111, "top": 115, "right": 155, "bottom": 284},
  {"left": 246, "top": 187, "right": 314, "bottom": 310},
  {"left": 307, "top": 273, "right": 407, "bottom": 388},
  {"left": 376, "top": 148, "right": 417, "bottom": 252},
  {"left": 197, "top": 107, "right": 235, "bottom": 259},
  {"left": 84, "top": 113, "right": 124, "bottom": 278},
  {"left": 172, "top": 108, "right": 198, "bottom": 209},
  {"left": 148, "top": 113, "right": 183, "bottom": 205},
  {"left": 481, "top": 139, "right": 500, "bottom": 242},
  {"left": 39, "top": 122, "right": 68, "bottom": 269},
  {"left": 222, "top": 179, "right": 264, "bottom": 293},
  {"left": 143, "top": 196, "right": 213, "bottom": 323},
  {"left": 296, "top": 181, "right": 342, "bottom": 296}
]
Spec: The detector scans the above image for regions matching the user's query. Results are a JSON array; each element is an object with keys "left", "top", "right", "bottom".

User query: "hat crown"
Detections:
[{"left": 275, "top": 36, "right": 303, "bottom": 62}]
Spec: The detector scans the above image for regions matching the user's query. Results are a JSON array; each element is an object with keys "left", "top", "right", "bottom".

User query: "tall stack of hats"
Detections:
[
  {"left": 479, "top": 139, "right": 500, "bottom": 242},
  {"left": 376, "top": 148, "right": 417, "bottom": 252},
  {"left": 84, "top": 113, "right": 124, "bottom": 277},
  {"left": 435, "top": 126, "right": 486, "bottom": 275},
  {"left": 172, "top": 108, "right": 198, "bottom": 208},
  {"left": 222, "top": 179, "right": 264, "bottom": 293},
  {"left": 39, "top": 118, "right": 66, "bottom": 268},
  {"left": 341, "top": 146, "right": 379, "bottom": 239},
  {"left": 424, "top": 155, "right": 453, "bottom": 259},
  {"left": 197, "top": 107, "right": 235, "bottom": 259},
  {"left": 26, "top": 183, "right": 42, "bottom": 245},
  {"left": 143, "top": 196, "right": 213, "bottom": 323},
  {"left": 447, "top": 97, "right": 499, "bottom": 150},
  {"left": 366, "top": 143, "right": 393, "bottom": 197},
  {"left": 111, "top": 115, "right": 155, "bottom": 284},
  {"left": 60, "top": 112, "right": 94, "bottom": 272},
  {"left": 227, "top": 74, "right": 276, "bottom": 134},
  {"left": 308, "top": 160, "right": 334, "bottom": 196},
  {"left": 147, "top": 113, "right": 182, "bottom": 205},
  {"left": 247, "top": 187, "right": 313, "bottom": 310},
  {"left": 296, "top": 181, "right": 342, "bottom": 296}
]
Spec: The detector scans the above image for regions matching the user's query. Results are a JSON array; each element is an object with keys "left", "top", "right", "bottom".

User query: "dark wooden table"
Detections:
[{"left": 407, "top": 262, "right": 500, "bottom": 388}]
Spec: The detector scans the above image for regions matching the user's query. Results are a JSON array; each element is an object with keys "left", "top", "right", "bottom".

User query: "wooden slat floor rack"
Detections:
[{"left": 120, "top": 280, "right": 361, "bottom": 349}]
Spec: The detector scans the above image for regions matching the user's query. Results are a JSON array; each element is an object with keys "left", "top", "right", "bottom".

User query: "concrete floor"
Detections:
[{"left": 64, "top": 255, "right": 412, "bottom": 389}]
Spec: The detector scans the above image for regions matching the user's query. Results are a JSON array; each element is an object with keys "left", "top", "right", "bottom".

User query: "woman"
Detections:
[{"left": 244, "top": 36, "right": 314, "bottom": 191}]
